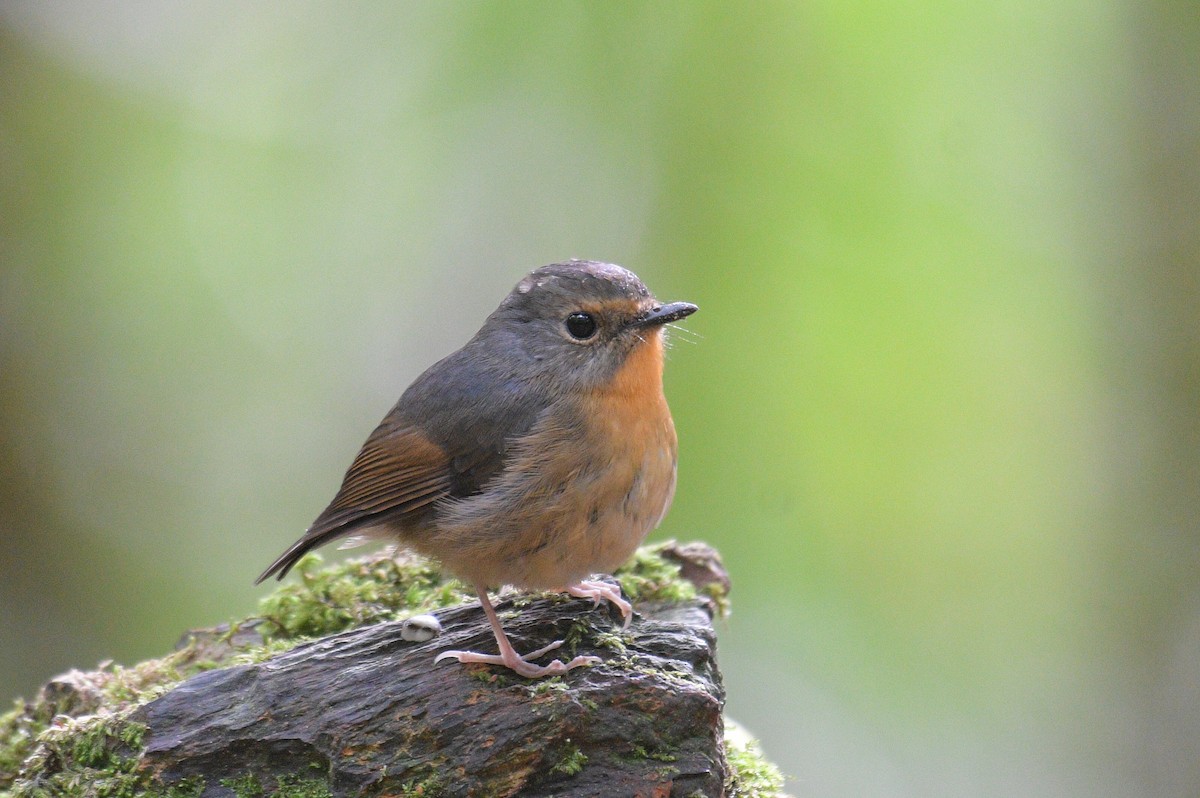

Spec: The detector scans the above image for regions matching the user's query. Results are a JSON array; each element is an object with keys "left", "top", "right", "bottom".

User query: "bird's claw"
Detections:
[
  {"left": 435, "top": 641, "right": 599, "bottom": 679},
  {"left": 565, "top": 580, "right": 634, "bottom": 628}
]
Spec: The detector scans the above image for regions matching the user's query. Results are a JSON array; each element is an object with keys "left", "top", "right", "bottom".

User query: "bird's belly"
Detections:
[
  {"left": 429, "top": 402, "right": 678, "bottom": 590},
  {"left": 513, "top": 442, "right": 676, "bottom": 588}
]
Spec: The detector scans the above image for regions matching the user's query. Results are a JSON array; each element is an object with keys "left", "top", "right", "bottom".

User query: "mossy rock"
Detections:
[{"left": 0, "top": 542, "right": 786, "bottom": 797}]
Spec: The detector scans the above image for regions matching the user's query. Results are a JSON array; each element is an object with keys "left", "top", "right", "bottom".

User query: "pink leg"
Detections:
[
  {"left": 564, "top": 579, "right": 633, "bottom": 629},
  {"left": 435, "top": 583, "right": 600, "bottom": 678}
]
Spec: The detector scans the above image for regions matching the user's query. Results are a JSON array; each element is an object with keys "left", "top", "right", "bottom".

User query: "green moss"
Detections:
[
  {"left": 550, "top": 741, "right": 587, "bottom": 776},
  {"left": 528, "top": 677, "right": 568, "bottom": 696},
  {"left": 591, "top": 630, "right": 630, "bottom": 654},
  {"left": 253, "top": 540, "right": 716, "bottom": 649},
  {"left": 147, "top": 775, "right": 207, "bottom": 798},
  {"left": 0, "top": 626, "right": 276, "bottom": 794},
  {"left": 614, "top": 541, "right": 699, "bottom": 604},
  {"left": 221, "top": 773, "right": 265, "bottom": 798},
  {"left": 561, "top": 619, "right": 593, "bottom": 656},
  {"left": 467, "top": 668, "right": 499, "bottom": 685},
  {"left": 398, "top": 772, "right": 444, "bottom": 797},
  {"left": 271, "top": 775, "right": 332, "bottom": 798},
  {"left": 218, "top": 772, "right": 334, "bottom": 798},
  {"left": 723, "top": 720, "right": 787, "bottom": 798},
  {"left": 701, "top": 580, "right": 733, "bottom": 618},
  {"left": 631, "top": 743, "right": 677, "bottom": 763},
  {"left": 1, "top": 688, "right": 156, "bottom": 795},
  {"left": 257, "top": 551, "right": 471, "bottom": 642},
  {"left": 0, "top": 701, "right": 42, "bottom": 787},
  {"left": 226, "top": 637, "right": 302, "bottom": 667},
  {"left": 8, "top": 710, "right": 148, "bottom": 798}
]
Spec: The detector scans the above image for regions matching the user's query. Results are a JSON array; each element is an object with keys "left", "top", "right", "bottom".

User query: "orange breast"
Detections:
[
  {"left": 574, "top": 331, "right": 678, "bottom": 571},
  {"left": 427, "top": 330, "right": 680, "bottom": 589}
]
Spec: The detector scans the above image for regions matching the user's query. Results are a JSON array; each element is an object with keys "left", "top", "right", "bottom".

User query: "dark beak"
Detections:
[{"left": 630, "top": 301, "right": 699, "bottom": 328}]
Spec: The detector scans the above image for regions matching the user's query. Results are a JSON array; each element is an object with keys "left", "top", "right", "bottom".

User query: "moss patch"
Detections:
[
  {"left": 259, "top": 540, "right": 725, "bottom": 645},
  {"left": 550, "top": 741, "right": 588, "bottom": 776},
  {"left": 614, "top": 541, "right": 700, "bottom": 605},
  {"left": 723, "top": 719, "right": 788, "bottom": 798},
  {"left": 396, "top": 771, "right": 444, "bottom": 797},
  {"left": 218, "top": 772, "right": 334, "bottom": 798},
  {"left": 6, "top": 709, "right": 147, "bottom": 797},
  {"left": 0, "top": 700, "right": 38, "bottom": 786},
  {"left": 0, "top": 633, "right": 254, "bottom": 795},
  {"left": 269, "top": 775, "right": 333, "bottom": 798},
  {"left": 221, "top": 773, "right": 266, "bottom": 798},
  {"left": 256, "top": 550, "right": 473, "bottom": 642}
]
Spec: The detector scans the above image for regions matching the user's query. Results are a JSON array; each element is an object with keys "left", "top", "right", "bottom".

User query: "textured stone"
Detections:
[{"left": 137, "top": 587, "right": 726, "bottom": 797}]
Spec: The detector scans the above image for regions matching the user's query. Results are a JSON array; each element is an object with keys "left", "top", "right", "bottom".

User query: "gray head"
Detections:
[{"left": 473, "top": 260, "right": 697, "bottom": 389}]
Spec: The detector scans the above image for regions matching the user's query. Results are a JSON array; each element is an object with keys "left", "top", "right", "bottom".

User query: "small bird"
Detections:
[{"left": 256, "top": 260, "right": 697, "bottom": 678}]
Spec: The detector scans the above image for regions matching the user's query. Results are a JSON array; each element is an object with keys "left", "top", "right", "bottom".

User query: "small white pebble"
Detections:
[{"left": 401, "top": 614, "right": 442, "bottom": 642}]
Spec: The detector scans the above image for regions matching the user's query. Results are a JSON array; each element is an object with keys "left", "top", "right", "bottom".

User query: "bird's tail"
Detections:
[{"left": 254, "top": 532, "right": 336, "bottom": 584}]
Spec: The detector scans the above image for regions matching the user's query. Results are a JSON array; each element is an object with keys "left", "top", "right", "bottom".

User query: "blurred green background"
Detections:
[{"left": 2, "top": 3, "right": 1198, "bottom": 795}]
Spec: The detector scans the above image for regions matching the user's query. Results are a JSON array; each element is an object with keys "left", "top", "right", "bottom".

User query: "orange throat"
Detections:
[{"left": 606, "top": 330, "right": 666, "bottom": 401}]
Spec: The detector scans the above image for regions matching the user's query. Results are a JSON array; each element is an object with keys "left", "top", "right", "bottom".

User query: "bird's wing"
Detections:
[
  {"left": 256, "top": 341, "right": 552, "bottom": 584},
  {"left": 255, "top": 421, "right": 451, "bottom": 583}
]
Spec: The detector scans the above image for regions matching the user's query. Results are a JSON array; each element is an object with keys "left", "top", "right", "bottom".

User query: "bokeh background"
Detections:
[{"left": 2, "top": 3, "right": 1198, "bottom": 796}]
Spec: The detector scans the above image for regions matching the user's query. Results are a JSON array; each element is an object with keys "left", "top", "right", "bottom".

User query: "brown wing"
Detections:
[{"left": 255, "top": 422, "right": 451, "bottom": 583}]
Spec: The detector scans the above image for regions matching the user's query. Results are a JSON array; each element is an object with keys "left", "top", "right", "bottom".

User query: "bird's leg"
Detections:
[
  {"left": 563, "top": 579, "right": 633, "bottom": 629},
  {"left": 435, "top": 583, "right": 600, "bottom": 679}
]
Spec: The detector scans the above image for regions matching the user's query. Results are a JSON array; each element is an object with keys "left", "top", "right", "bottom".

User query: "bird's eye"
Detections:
[{"left": 565, "top": 311, "right": 597, "bottom": 340}]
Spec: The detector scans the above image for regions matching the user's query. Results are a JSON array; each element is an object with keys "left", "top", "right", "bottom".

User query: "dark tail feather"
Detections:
[
  {"left": 256, "top": 502, "right": 409, "bottom": 584},
  {"left": 254, "top": 531, "right": 338, "bottom": 584}
]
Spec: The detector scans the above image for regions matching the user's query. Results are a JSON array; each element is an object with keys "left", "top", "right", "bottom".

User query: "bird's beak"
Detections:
[{"left": 630, "top": 301, "right": 699, "bottom": 328}]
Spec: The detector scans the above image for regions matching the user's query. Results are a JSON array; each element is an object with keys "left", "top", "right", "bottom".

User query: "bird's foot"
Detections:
[
  {"left": 435, "top": 639, "right": 599, "bottom": 679},
  {"left": 565, "top": 579, "right": 633, "bottom": 628}
]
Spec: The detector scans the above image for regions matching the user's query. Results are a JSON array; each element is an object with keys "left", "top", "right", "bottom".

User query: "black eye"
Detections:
[{"left": 565, "top": 311, "right": 597, "bottom": 340}]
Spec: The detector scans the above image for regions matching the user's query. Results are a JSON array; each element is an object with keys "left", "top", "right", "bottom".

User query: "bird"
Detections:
[{"left": 256, "top": 260, "right": 697, "bottom": 678}]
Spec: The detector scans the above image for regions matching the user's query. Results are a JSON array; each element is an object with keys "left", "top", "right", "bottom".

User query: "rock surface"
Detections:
[
  {"left": 140, "top": 591, "right": 724, "bottom": 797},
  {"left": 1, "top": 542, "right": 788, "bottom": 797}
]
